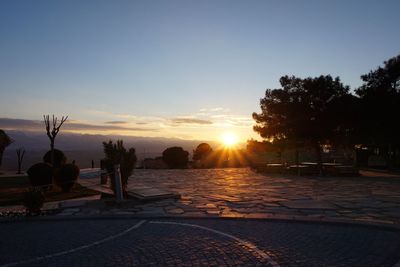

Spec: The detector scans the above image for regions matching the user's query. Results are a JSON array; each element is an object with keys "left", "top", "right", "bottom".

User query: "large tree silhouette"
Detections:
[
  {"left": 253, "top": 75, "right": 352, "bottom": 170},
  {"left": 356, "top": 54, "right": 400, "bottom": 167}
]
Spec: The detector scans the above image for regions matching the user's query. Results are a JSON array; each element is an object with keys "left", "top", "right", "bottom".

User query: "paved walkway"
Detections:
[
  {"left": 3, "top": 168, "right": 400, "bottom": 226},
  {"left": 116, "top": 168, "right": 400, "bottom": 225},
  {"left": 1, "top": 218, "right": 400, "bottom": 266},
  {"left": 3, "top": 168, "right": 400, "bottom": 266}
]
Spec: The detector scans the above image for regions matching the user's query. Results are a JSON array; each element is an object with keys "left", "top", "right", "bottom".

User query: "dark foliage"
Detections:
[
  {"left": 22, "top": 188, "right": 45, "bottom": 215},
  {"left": 55, "top": 163, "right": 80, "bottom": 192},
  {"left": 253, "top": 75, "right": 354, "bottom": 169},
  {"left": 162, "top": 147, "right": 189, "bottom": 169},
  {"left": 102, "top": 140, "right": 137, "bottom": 193},
  {"left": 0, "top": 129, "right": 13, "bottom": 169},
  {"left": 193, "top": 143, "right": 213, "bottom": 161},
  {"left": 27, "top": 162, "right": 53, "bottom": 187},
  {"left": 43, "top": 149, "right": 67, "bottom": 168},
  {"left": 355, "top": 54, "right": 400, "bottom": 167}
]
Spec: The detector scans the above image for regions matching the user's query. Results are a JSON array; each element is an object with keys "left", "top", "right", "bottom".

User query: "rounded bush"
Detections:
[
  {"left": 27, "top": 162, "right": 53, "bottom": 187},
  {"left": 162, "top": 147, "right": 189, "bottom": 169},
  {"left": 22, "top": 188, "right": 45, "bottom": 215},
  {"left": 43, "top": 149, "right": 67, "bottom": 168},
  {"left": 55, "top": 163, "right": 80, "bottom": 192}
]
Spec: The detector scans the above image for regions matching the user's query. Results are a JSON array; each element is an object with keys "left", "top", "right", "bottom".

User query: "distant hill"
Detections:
[{"left": 1, "top": 131, "right": 219, "bottom": 171}]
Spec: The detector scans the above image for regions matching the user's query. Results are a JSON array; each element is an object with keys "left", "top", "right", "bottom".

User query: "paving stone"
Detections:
[
  {"left": 183, "top": 211, "right": 207, "bottom": 217},
  {"left": 56, "top": 212, "right": 75, "bottom": 216},
  {"left": 195, "top": 203, "right": 218, "bottom": 209},
  {"left": 113, "top": 211, "right": 136, "bottom": 215},
  {"left": 59, "top": 200, "right": 87, "bottom": 209},
  {"left": 280, "top": 200, "right": 337, "bottom": 210},
  {"left": 165, "top": 208, "right": 185, "bottom": 214},
  {"left": 206, "top": 210, "right": 221, "bottom": 215},
  {"left": 62, "top": 208, "right": 81, "bottom": 213},
  {"left": 244, "top": 213, "right": 274, "bottom": 219}
]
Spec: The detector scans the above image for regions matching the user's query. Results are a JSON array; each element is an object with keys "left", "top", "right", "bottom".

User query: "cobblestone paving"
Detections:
[
  {"left": 122, "top": 168, "right": 400, "bottom": 224},
  {"left": 1, "top": 218, "right": 399, "bottom": 266}
]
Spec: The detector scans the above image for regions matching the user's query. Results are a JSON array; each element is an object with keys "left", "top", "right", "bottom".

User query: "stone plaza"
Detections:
[
  {"left": 116, "top": 168, "right": 400, "bottom": 225},
  {"left": 2, "top": 168, "right": 400, "bottom": 266}
]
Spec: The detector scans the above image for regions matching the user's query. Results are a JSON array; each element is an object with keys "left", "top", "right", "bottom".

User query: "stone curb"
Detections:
[{"left": 1, "top": 213, "right": 400, "bottom": 231}]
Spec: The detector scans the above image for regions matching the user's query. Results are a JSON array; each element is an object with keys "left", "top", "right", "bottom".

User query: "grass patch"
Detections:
[
  {"left": 0, "top": 175, "right": 30, "bottom": 189},
  {"left": 0, "top": 183, "right": 100, "bottom": 206}
]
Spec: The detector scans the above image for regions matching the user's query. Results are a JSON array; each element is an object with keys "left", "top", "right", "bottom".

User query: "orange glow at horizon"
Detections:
[{"left": 221, "top": 132, "right": 238, "bottom": 148}]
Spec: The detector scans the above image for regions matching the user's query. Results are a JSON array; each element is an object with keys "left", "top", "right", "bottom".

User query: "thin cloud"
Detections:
[
  {"left": 104, "top": 121, "right": 128, "bottom": 125},
  {"left": 211, "top": 107, "right": 225, "bottom": 112},
  {"left": 0, "top": 118, "right": 157, "bottom": 132},
  {"left": 64, "top": 123, "right": 155, "bottom": 132},
  {"left": 172, "top": 118, "right": 213, "bottom": 125}
]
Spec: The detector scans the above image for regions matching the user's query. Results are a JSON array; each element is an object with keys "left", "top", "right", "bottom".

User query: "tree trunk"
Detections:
[
  {"left": 314, "top": 142, "right": 322, "bottom": 175},
  {"left": 50, "top": 139, "right": 55, "bottom": 168},
  {"left": 295, "top": 148, "right": 300, "bottom": 176},
  {"left": 0, "top": 148, "right": 4, "bottom": 168}
]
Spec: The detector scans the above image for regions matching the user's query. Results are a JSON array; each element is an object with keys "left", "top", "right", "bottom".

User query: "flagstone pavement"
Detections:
[
  {"left": 76, "top": 168, "right": 400, "bottom": 225},
  {"left": 3, "top": 168, "right": 400, "bottom": 266}
]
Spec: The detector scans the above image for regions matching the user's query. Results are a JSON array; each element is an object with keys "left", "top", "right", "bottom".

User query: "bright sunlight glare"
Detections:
[{"left": 222, "top": 133, "right": 238, "bottom": 147}]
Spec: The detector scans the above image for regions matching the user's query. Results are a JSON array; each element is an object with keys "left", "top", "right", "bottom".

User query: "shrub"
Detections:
[
  {"left": 55, "top": 163, "right": 80, "bottom": 192},
  {"left": 162, "top": 147, "right": 189, "bottom": 169},
  {"left": 193, "top": 143, "right": 213, "bottom": 161},
  {"left": 43, "top": 149, "right": 67, "bottom": 168},
  {"left": 102, "top": 140, "right": 137, "bottom": 193},
  {"left": 22, "top": 188, "right": 45, "bottom": 215},
  {"left": 27, "top": 162, "right": 53, "bottom": 188}
]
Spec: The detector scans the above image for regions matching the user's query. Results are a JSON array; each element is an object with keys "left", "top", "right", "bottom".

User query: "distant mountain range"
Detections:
[{"left": 1, "top": 131, "right": 220, "bottom": 171}]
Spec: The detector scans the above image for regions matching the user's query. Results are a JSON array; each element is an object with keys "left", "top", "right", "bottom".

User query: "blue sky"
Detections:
[{"left": 1, "top": 0, "right": 399, "bottom": 142}]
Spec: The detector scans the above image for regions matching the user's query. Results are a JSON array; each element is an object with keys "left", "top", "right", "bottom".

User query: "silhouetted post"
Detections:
[
  {"left": 114, "top": 164, "right": 124, "bottom": 202},
  {"left": 16, "top": 148, "right": 25, "bottom": 174},
  {"left": 91, "top": 160, "right": 94, "bottom": 168}
]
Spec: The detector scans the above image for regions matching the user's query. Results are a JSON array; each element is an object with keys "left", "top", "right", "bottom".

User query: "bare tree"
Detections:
[{"left": 43, "top": 115, "right": 68, "bottom": 167}]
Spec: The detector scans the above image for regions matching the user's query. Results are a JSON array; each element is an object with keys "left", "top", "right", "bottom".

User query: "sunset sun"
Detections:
[{"left": 221, "top": 133, "right": 238, "bottom": 147}]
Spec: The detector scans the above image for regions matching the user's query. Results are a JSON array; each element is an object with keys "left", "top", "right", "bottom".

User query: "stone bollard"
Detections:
[{"left": 114, "top": 164, "right": 124, "bottom": 202}]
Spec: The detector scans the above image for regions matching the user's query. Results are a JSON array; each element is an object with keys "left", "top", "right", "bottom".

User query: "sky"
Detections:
[{"left": 1, "top": 0, "right": 399, "bottom": 143}]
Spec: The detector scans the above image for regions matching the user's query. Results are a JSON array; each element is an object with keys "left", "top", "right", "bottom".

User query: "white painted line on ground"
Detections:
[
  {"left": 150, "top": 221, "right": 280, "bottom": 267},
  {"left": 1, "top": 220, "right": 147, "bottom": 267}
]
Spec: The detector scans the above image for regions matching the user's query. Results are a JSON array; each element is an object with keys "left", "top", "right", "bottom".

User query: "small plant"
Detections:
[
  {"left": 27, "top": 162, "right": 53, "bottom": 188},
  {"left": 55, "top": 163, "right": 80, "bottom": 192},
  {"left": 43, "top": 149, "right": 67, "bottom": 168},
  {"left": 102, "top": 140, "right": 137, "bottom": 193},
  {"left": 22, "top": 188, "right": 45, "bottom": 215}
]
